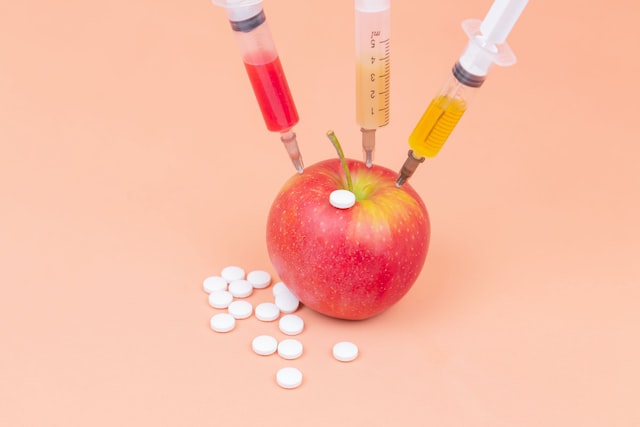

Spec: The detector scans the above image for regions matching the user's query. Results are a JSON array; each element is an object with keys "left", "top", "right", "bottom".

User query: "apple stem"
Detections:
[{"left": 326, "top": 130, "right": 353, "bottom": 193}]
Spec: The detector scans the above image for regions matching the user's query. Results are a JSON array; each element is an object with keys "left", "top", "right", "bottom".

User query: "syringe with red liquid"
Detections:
[{"left": 213, "top": 0, "right": 304, "bottom": 173}]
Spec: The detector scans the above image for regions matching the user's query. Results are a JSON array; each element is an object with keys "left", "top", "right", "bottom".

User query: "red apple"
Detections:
[{"left": 266, "top": 154, "right": 430, "bottom": 320}]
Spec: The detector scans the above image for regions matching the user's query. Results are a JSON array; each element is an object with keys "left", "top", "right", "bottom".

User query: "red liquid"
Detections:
[{"left": 244, "top": 57, "right": 299, "bottom": 132}]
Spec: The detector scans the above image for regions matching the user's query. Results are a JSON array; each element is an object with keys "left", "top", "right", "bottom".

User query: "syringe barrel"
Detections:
[
  {"left": 220, "top": 2, "right": 299, "bottom": 132},
  {"left": 355, "top": 0, "right": 391, "bottom": 130},
  {"left": 229, "top": 9, "right": 277, "bottom": 65},
  {"left": 408, "top": 68, "right": 479, "bottom": 159}
]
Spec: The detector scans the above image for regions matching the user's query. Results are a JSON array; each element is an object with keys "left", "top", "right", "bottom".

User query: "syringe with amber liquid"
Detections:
[{"left": 356, "top": 0, "right": 391, "bottom": 168}]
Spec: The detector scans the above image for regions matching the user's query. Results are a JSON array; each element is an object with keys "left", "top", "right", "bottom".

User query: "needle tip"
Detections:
[{"left": 365, "top": 151, "right": 373, "bottom": 168}]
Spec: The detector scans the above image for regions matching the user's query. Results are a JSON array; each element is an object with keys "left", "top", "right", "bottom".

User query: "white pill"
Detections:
[
  {"left": 255, "top": 302, "right": 280, "bottom": 322},
  {"left": 279, "top": 314, "right": 304, "bottom": 335},
  {"left": 228, "top": 300, "right": 253, "bottom": 319},
  {"left": 276, "top": 367, "right": 303, "bottom": 389},
  {"left": 329, "top": 189, "right": 356, "bottom": 209},
  {"left": 333, "top": 341, "right": 359, "bottom": 362},
  {"left": 210, "top": 313, "right": 235, "bottom": 333},
  {"left": 208, "top": 290, "right": 233, "bottom": 309},
  {"left": 272, "top": 281, "right": 289, "bottom": 297},
  {"left": 203, "top": 275, "right": 227, "bottom": 293},
  {"left": 247, "top": 270, "right": 272, "bottom": 289},
  {"left": 252, "top": 335, "right": 278, "bottom": 356},
  {"left": 228, "top": 279, "right": 253, "bottom": 298},
  {"left": 221, "top": 265, "right": 245, "bottom": 282},
  {"left": 278, "top": 338, "right": 303, "bottom": 360},
  {"left": 275, "top": 291, "right": 300, "bottom": 314}
]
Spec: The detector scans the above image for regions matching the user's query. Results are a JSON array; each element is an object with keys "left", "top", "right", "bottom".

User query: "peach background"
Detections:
[{"left": 1, "top": 0, "right": 639, "bottom": 425}]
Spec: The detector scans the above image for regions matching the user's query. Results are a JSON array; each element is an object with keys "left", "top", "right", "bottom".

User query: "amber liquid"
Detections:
[{"left": 355, "top": 55, "right": 390, "bottom": 129}]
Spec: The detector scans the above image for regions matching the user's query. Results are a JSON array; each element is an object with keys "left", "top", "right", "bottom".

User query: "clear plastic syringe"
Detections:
[
  {"left": 213, "top": 0, "right": 304, "bottom": 173},
  {"left": 355, "top": 0, "right": 391, "bottom": 168},
  {"left": 396, "top": 0, "right": 528, "bottom": 186}
]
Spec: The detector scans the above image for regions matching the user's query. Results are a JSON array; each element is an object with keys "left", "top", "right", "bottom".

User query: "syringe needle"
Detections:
[
  {"left": 395, "top": 150, "right": 425, "bottom": 187},
  {"left": 361, "top": 128, "right": 376, "bottom": 168},
  {"left": 281, "top": 130, "right": 304, "bottom": 174}
]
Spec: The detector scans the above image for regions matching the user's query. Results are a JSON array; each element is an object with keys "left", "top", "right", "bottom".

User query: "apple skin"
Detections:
[{"left": 266, "top": 158, "right": 430, "bottom": 320}]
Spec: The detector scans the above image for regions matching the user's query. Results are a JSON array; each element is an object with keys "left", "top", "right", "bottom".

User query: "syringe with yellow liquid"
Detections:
[{"left": 396, "top": 0, "right": 529, "bottom": 186}]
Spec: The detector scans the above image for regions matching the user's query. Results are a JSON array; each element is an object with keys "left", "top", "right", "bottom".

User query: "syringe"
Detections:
[
  {"left": 355, "top": 0, "right": 391, "bottom": 168},
  {"left": 213, "top": 0, "right": 304, "bottom": 173},
  {"left": 396, "top": 0, "right": 528, "bottom": 186}
]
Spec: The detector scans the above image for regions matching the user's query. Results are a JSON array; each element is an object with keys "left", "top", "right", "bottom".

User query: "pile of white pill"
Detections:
[{"left": 204, "top": 265, "right": 359, "bottom": 389}]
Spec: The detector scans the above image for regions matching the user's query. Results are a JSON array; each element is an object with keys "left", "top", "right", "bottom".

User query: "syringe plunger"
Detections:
[
  {"left": 458, "top": 0, "right": 528, "bottom": 77},
  {"left": 212, "top": 0, "right": 263, "bottom": 22},
  {"left": 480, "top": 0, "right": 528, "bottom": 46}
]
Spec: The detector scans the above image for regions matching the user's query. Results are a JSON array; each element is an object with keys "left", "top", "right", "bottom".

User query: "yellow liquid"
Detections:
[{"left": 408, "top": 95, "right": 466, "bottom": 158}]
